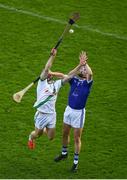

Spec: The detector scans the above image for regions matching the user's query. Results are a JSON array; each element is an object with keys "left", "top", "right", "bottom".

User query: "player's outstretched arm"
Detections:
[
  {"left": 62, "top": 59, "right": 87, "bottom": 84},
  {"left": 79, "top": 51, "right": 93, "bottom": 81},
  {"left": 48, "top": 70, "right": 67, "bottom": 79},
  {"left": 85, "top": 63, "right": 93, "bottom": 81},
  {"left": 40, "top": 48, "right": 57, "bottom": 80},
  {"left": 68, "top": 51, "right": 88, "bottom": 76}
]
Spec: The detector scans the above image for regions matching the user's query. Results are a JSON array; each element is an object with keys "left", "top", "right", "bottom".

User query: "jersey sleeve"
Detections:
[
  {"left": 54, "top": 80, "right": 62, "bottom": 93},
  {"left": 87, "top": 80, "right": 93, "bottom": 87},
  {"left": 87, "top": 79, "right": 93, "bottom": 84},
  {"left": 69, "top": 77, "right": 75, "bottom": 85}
]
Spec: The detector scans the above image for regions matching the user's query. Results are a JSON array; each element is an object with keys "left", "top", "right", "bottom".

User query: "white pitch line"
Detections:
[
  {"left": 0, "top": 3, "right": 127, "bottom": 41},
  {"left": 0, "top": 3, "right": 67, "bottom": 25},
  {"left": 75, "top": 24, "right": 127, "bottom": 41}
]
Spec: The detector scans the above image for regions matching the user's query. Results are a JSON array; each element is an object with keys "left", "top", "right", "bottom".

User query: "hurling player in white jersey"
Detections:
[
  {"left": 54, "top": 51, "right": 93, "bottom": 172},
  {"left": 28, "top": 48, "right": 87, "bottom": 149}
]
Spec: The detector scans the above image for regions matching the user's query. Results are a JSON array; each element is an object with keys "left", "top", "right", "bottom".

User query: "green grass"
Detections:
[{"left": 0, "top": 0, "right": 127, "bottom": 178}]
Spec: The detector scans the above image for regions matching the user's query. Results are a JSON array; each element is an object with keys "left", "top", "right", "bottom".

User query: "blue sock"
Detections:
[
  {"left": 74, "top": 153, "right": 79, "bottom": 165},
  {"left": 62, "top": 146, "right": 68, "bottom": 155}
]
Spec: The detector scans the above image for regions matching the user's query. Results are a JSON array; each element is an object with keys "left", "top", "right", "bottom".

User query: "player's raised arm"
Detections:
[
  {"left": 85, "top": 63, "right": 93, "bottom": 81},
  {"left": 62, "top": 58, "right": 87, "bottom": 85},
  {"left": 79, "top": 51, "right": 93, "bottom": 81},
  {"left": 40, "top": 48, "right": 57, "bottom": 80},
  {"left": 48, "top": 70, "right": 67, "bottom": 79}
]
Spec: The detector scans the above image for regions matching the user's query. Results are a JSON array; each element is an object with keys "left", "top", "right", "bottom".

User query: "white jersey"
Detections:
[{"left": 33, "top": 79, "right": 62, "bottom": 113}]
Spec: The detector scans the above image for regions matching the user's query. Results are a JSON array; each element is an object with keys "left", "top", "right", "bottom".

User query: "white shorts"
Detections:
[
  {"left": 63, "top": 106, "right": 86, "bottom": 128},
  {"left": 34, "top": 111, "right": 56, "bottom": 129}
]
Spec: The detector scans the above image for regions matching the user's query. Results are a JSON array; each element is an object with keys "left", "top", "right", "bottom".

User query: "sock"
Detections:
[
  {"left": 29, "top": 131, "right": 36, "bottom": 141},
  {"left": 61, "top": 146, "right": 68, "bottom": 155},
  {"left": 74, "top": 153, "right": 79, "bottom": 165},
  {"left": 29, "top": 134, "right": 32, "bottom": 141}
]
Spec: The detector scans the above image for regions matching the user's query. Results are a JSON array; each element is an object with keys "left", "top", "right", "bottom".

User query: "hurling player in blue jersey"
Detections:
[{"left": 54, "top": 51, "right": 93, "bottom": 172}]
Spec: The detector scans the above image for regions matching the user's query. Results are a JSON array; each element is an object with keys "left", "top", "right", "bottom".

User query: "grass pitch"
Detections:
[{"left": 0, "top": 0, "right": 127, "bottom": 179}]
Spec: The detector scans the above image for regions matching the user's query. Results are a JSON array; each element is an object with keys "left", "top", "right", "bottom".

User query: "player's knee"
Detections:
[
  {"left": 63, "top": 129, "right": 69, "bottom": 138},
  {"left": 74, "top": 136, "right": 81, "bottom": 144},
  {"left": 35, "top": 130, "right": 43, "bottom": 138},
  {"left": 63, "top": 134, "right": 69, "bottom": 141}
]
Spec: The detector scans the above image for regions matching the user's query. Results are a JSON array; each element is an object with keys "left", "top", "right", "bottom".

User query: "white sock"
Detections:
[
  {"left": 61, "top": 146, "right": 68, "bottom": 155},
  {"left": 74, "top": 153, "right": 79, "bottom": 165},
  {"left": 29, "top": 134, "right": 32, "bottom": 141},
  {"left": 74, "top": 160, "right": 78, "bottom": 165}
]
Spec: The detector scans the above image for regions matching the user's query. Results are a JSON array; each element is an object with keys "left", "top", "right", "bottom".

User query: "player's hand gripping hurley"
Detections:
[{"left": 13, "top": 12, "right": 80, "bottom": 103}]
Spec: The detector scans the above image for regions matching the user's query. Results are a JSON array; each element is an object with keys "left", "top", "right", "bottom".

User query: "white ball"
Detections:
[{"left": 69, "top": 29, "right": 74, "bottom": 33}]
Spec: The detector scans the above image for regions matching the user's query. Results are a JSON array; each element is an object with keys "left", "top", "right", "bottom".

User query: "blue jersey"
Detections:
[{"left": 68, "top": 76, "right": 93, "bottom": 110}]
